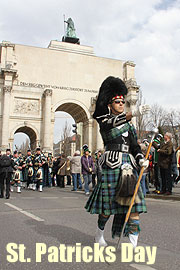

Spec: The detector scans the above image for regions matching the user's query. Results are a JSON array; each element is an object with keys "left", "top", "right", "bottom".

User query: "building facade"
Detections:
[{"left": 0, "top": 40, "right": 140, "bottom": 153}]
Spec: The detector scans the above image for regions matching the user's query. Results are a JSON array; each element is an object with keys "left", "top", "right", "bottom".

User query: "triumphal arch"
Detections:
[{"left": 0, "top": 39, "right": 139, "bottom": 153}]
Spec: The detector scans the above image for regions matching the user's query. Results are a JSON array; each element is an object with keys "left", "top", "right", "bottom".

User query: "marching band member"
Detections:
[
  {"left": 12, "top": 151, "right": 23, "bottom": 193},
  {"left": 85, "top": 76, "right": 148, "bottom": 248},
  {"left": 33, "top": 148, "right": 44, "bottom": 192},
  {"left": 25, "top": 149, "right": 34, "bottom": 189}
]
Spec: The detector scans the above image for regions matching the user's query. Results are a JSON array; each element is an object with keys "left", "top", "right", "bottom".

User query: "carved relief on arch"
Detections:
[{"left": 13, "top": 98, "right": 39, "bottom": 114}]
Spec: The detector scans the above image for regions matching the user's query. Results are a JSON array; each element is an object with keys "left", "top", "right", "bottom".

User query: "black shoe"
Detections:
[
  {"left": 6, "top": 194, "right": 10, "bottom": 199},
  {"left": 0, "top": 195, "right": 4, "bottom": 198},
  {"left": 71, "top": 189, "right": 77, "bottom": 191}
]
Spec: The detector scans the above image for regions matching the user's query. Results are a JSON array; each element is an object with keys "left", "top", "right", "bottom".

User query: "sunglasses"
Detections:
[{"left": 113, "top": 100, "right": 125, "bottom": 104}]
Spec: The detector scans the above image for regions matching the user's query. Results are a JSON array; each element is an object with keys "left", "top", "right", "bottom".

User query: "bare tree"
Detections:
[
  {"left": 164, "top": 110, "right": 180, "bottom": 148},
  {"left": 19, "top": 138, "right": 30, "bottom": 155},
  {"left": 147, "top": 104, "right": 180, "bottom": 148},
  {"left": 148, "top": 103, "right": 168, "bottom": 131},
  {"left": 61, "top": 121, "right": 72, "bottom": 157}
]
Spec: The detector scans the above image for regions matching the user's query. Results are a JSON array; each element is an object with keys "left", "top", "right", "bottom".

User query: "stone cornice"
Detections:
[
  {"left": 0, "top": 42, "right": 15, "bottom": 49},
  {"left": 1, "top": 68, "right": 17, "bottom": 75},
  {"left": 124, "top": 61, "right": 136, "bottom": 67}
]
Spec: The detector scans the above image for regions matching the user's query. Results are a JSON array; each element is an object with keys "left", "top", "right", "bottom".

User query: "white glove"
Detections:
[{"left": 139, "top": 159, "right": 149, "bottom": 169}]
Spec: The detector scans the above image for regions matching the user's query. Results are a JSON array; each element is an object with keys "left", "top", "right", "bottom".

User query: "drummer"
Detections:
[
  {"left": 12, "top": 150, "right": 23, "bottom": 193},
  {"left": 24, "top": 149, "right": 34, "bottom": 189}
]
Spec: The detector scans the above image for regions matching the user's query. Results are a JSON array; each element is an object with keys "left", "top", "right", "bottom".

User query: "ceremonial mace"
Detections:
[{"left": 117, "top": 127, "right": 158, "bottom": 250}]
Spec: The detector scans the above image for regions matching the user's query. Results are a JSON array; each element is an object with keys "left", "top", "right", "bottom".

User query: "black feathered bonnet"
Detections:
[{"left": 93, "top": 76, "right": 128, "bottom": 119}]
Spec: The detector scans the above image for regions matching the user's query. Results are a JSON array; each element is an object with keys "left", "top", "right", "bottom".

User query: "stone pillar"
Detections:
[
  {"left": 83, "top": 119, "right": 93, "bottom": 152},
  {"left": 96, "top": 123, "right": 104, "bottom": 150},
  {"left": 87, "top": 119, "right": 93, "bottom": 152},
  {"left": 1, "top": 86, "right": 12, "bottom": 150},
  {"left": 43, "top": 89, "right": 52, "bottom": 152},
  {"left": 123, "top": 61, "right": 140, "bottom": 128}
]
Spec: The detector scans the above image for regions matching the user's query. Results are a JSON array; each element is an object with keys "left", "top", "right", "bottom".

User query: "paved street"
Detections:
[{"left": 0, "top": 186, "right": 180, "bottom": 270}]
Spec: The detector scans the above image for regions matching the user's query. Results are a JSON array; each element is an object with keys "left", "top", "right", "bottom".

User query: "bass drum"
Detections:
[
  {"left": 14, "top": 170, "right": 20, "bottom": 181},
  {"left": 28, "top": 167, "right": 34, "bottom": 177},
  {"left": 36, "top": 168, "right": 42, "bottom": 180}
]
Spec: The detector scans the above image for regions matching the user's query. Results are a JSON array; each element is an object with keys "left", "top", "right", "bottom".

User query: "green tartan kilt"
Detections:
[{"left": 85, "top": 161, "right": 147, "bottom": 216}]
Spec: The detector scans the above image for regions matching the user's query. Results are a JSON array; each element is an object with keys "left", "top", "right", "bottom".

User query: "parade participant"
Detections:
[
  {"left": 18, "top": 151, "right": 26, "bottom": 188},
  {"left": 32, "top": 147, "right": 44, "bottom": 192},
  {"left": 12, "top": 150, "right": 23, "bottom": 193},
  {"left": 0, "top": 149, "right": 15, "bottom": 199},
  {"left": 81, "top": 144, "right": 94, "bottom": 195},
  {"left": 85, "top": 76, "right": 149, "bottom": 248},
  {"left": 25, "top": 149, "right": 34, "bottom": 189}
]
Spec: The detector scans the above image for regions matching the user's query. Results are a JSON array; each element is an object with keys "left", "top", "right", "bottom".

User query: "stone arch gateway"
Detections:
[
  {"left": 0, "top": 40, "right": 140, "bottom": 153},
  {"left": 11, "top": 125, "right": 38, "bottom": 151}
]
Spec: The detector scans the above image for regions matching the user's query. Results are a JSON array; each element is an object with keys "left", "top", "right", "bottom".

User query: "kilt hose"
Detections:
[{"left": 85, "top": 160, "right": 147, "bottom": 238}]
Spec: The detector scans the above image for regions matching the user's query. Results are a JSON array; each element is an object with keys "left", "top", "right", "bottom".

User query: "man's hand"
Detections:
[{"left": 126, "top": 112, "right": 133, "bottom": 121}]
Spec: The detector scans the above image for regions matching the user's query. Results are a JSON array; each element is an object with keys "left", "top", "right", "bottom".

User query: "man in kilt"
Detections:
[
  {"left": 85, "top": 76, "right": 149, "bottom": 248},
  {"left": 25, "top": 149, "right": 34, "bottom": 189},
  {"left": 32, "top": 148, "right": 44, "bottom": 192},
  {"left": 12, "top": 150, "right": 24, "bottom": 193}
]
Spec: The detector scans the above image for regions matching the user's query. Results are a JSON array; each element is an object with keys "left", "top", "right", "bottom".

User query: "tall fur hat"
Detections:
[{"left": 93, "top": 76, "right": 128, "bottom": 119}]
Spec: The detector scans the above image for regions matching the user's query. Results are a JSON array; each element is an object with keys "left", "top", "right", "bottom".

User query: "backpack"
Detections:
[{"left": 0, "top": 155, "right": 12, "bottom": 167}]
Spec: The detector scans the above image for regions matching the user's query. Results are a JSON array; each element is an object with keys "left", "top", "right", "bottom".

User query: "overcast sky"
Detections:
[{"left": 1, "top": 0, "right": 180, "bottom": 146}]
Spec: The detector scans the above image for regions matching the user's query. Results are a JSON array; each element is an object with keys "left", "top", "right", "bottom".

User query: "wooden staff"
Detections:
[{"left": 117, "top": 131, "right": 157, "bottom": 250}]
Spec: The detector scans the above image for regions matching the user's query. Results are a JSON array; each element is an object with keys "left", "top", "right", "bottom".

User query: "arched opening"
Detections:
[
  {"left": 53, "top": 102, "right": 89, "bottom": 156},
  {"left": 13, "top": 126, "right": 37, "bottom": 153},
  {"left": 57, "top": 102, "right": 88, "bottom": 123}
]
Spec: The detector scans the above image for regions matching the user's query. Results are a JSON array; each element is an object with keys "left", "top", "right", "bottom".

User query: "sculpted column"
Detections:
[
  {"left": 125, "top": 79, "right": 140, "bottom": 127},
  {"left": 88, "top": 119, "right": 93, "bottom": 152},
  {"left": 43, "top": 89, "right": 52, "bottom": 152},
  {"left": 96, "top": 122, "right": 104, "bottom": 150},
  {"left": 1, "top": 86, "right": 12, "bottom": 150},
  {"left": 83, "top": 119, "right": 93, "bottom": 152}
]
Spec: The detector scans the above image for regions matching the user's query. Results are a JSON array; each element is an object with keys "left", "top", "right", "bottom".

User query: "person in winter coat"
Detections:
[
  {"left": 175, "top": 146, "right": 180, "bottom": 184},
  {"left": 57, "top": 154, "right": 67, "bottom": 188},
  {"left": 157, "top": 132, "right": 173, "bottom": 195},
  {"left": 81, "top": 146, "right": 94, "bottom": 195},
  {"left": 68, "top": 150, "right": 82, "bottom": 191},
  {"left": 0, "top": 149, "right": 15, "bottom": 199}
]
